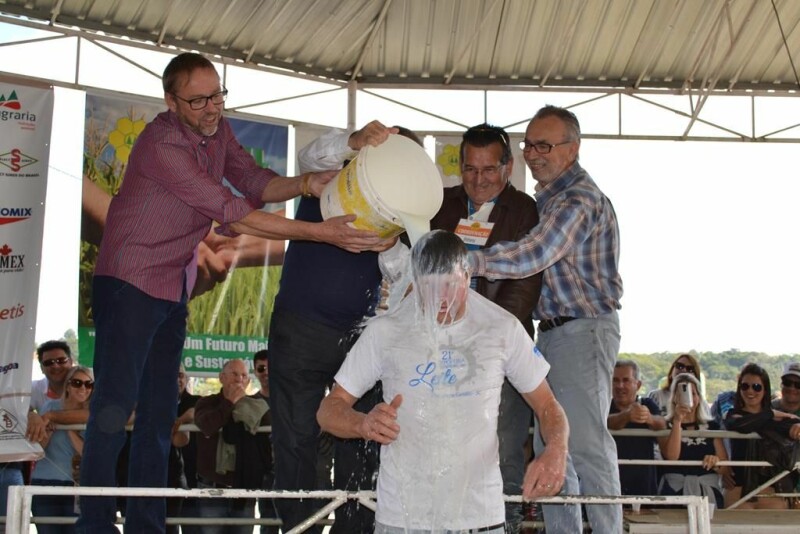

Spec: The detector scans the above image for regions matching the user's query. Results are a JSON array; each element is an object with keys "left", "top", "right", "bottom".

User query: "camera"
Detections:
[{"left": 677, "top": 382, "right": 694, "bottom": 408}]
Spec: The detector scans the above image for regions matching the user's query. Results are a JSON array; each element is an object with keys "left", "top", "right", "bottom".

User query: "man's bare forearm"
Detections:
[
  {"left": 317, "top": 396, "right": 365, "bottom": 439},
  {"left": 538, "top": 397, "right": 569, "bottom": 449}
]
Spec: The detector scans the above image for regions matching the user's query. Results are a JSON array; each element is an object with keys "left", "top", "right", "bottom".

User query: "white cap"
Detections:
[{"left": 782, "top": 362, "right": 800, "bottom": 379}]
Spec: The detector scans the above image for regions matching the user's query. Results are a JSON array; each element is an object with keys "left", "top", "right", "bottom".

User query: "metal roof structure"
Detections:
[{"left": 1, "top": 0, "right": 800, "bottom": 140}]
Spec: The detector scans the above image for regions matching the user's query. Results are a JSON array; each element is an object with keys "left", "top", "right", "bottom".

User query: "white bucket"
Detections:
[{"left": 319, "top": 134, "right": 443, "bottom": 240}]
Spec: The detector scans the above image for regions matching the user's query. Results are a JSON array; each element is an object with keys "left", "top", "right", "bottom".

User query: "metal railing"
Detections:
[
  {"left": 5, "top": 485, "right": 713, "bottom": 534},
  {"left": 7, "top": 424, "right": 792, "bottom": 531}
]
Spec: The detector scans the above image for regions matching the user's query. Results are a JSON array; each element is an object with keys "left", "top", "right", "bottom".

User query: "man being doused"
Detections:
[{"left": 317, "top": 230, "right": 568, "bottom": 533}]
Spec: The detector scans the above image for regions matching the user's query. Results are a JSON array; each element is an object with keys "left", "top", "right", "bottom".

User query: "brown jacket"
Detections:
[{"left": 430, "top": 184, "right": 542, "bottom": 338}]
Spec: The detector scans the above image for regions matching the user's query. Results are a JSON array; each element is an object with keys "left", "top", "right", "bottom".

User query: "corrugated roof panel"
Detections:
[{"left": 0, "top": 0, "right": 798, "bottom": 92}]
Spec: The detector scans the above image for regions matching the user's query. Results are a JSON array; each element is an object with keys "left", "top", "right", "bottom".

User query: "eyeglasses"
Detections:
[
  {"left": 519, "top": 139, "right": 573, "bottom": 154},
  {"left": 68, "top": 378, "right": 94, "bottom": 390},
  {"left": 255, "top": 365, "right": 268, "bottom": 373},
  {"left": 461, "top": 164, "right": 504, "bottom": 179},
  {"left": 674, "top": 362, "right": 696, "bottom": 374},
  {"left": 782, "top": 378, "right": 800, "bottom": 390},
  {"left": 171, "top": 88, "right": 228, "bottom": 110},
  {"left": 740, "top": 382, "right": 764, "bottom": 393},
  {"left": 42, "top": 357, "right": 70, "bottom": 367}
]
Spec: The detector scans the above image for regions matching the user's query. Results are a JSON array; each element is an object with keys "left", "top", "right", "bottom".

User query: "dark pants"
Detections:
[
  {"left": 31, "top": 479, "right": 77, "bottom": 534},
  {"left": 497, "top": 380, "right": 533, "bottom": 533},
  {"left": 77, "top": 276, "right": 187, "bottom": 534},
  {"left": 269, "top": 310, "right": 380, "bottom": 532},
  {"left": 258, "top": 472, "right": 280, "bottom": 534},
  {"left": 331, "top": 386, "right": 382, "bottom": 534}
]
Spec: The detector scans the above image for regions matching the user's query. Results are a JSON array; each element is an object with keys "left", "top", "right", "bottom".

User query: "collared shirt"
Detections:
[
  {"left": 94, "top": 111, "right": 276, "bottom": 301},
  {"left": 470, "top": 162, "right": 622, "bottom": 319}
]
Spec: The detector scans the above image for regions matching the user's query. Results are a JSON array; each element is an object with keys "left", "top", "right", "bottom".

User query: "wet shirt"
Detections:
[{"left": 335, "top": 291, "right": 550, "bottom": 530}]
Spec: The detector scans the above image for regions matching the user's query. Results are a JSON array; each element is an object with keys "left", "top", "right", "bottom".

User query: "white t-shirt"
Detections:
[
  {"left": 335, "top": 290, "right": 550, "bottom": 531},
  {"left": 30, "top": 377, "right": 50, "bottom": 413}
]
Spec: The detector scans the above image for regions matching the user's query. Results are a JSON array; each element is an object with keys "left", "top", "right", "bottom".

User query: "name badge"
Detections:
[{"left": 454, "top": 218, "right": 494, "bottom": 246}]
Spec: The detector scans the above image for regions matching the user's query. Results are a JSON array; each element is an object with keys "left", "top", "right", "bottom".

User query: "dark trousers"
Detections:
[
  {"left": 31, "top": 479, "right": 77, "bottom": 534},
  {"left": 268, "top": 310, "right": 380, "bottom": 532},
  {"left": 330, "top": 386, "right": 382, "bottom": 534},
  {"left": 77, "top": 276, "right": 186, "bottom": 534},
  {"left": 258, "top": 472, "right": 280, "bottom": 534}
]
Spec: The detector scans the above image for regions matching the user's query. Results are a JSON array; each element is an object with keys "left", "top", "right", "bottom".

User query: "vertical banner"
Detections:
[
  {"left": 79, "top": 93, "right": 288, "bottom": 376},
  {"left": 0, "top": 78, "right": 53, "bottom": 461}
]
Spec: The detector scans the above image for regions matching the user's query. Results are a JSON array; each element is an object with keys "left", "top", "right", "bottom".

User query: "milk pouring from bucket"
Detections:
[{"left": 319, "top": 134, "right": 443, "bottom": 245}]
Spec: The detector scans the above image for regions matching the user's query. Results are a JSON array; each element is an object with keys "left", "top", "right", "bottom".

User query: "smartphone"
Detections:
[{"left": 677, "top": 382, "right": 694, "bottom": 408}]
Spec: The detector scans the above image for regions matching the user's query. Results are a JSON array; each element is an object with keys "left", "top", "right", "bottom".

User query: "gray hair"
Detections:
[
  {"left": 532, "top": 105, "right": 581, "bottom": 141},
  {"left": 615, "top": 360, "right": 640, "bottom": 380}
]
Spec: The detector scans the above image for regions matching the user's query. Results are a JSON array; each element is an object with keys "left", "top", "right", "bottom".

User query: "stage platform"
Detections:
[{"left": 625, "top": 508, "right": 799, "bottom": 533}]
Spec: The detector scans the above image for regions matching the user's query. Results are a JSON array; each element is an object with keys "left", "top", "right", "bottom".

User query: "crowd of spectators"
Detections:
[
  {"left": 608, "top": 354, "right": 800, "bottom": 513},
  {"left": 17, "top": 350, "right": 800, "bottom": 531}
]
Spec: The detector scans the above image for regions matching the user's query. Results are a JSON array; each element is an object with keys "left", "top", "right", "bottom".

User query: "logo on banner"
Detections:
[
  {"left": 0, "top": 207, "right": 33, "bottom": 226},
  {"left": 0, "top": 90, "right": 21, "bottom": 110},
  {"left": 0, "top": 244, "right": 25, "bottom": 273},
  {"left": 0, "top": 149, "right": 38, "bottom": 173},
  {"left": 0, "top": 408, "right": 21, "bottom": 435},
  {"left": 0, "top": 302, "right": 25, "bottom": 321},
  {"left": 0, "top": 90, "right": 38, "bottom": 130}
]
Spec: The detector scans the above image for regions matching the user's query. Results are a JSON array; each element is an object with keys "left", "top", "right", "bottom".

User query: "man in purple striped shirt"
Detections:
[
  {"left": 470, "top": 106, "right": 624, "bottom": 534},
  {"left": 76, "top": 52, "right": 381, "bottom": 533}
]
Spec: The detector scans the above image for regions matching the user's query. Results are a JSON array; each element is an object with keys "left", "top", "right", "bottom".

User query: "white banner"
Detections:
[{"left": 0, "top": 77, "right": 53, "bottom": 461}]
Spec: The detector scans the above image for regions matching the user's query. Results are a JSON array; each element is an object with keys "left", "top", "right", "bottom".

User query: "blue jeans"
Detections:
[
  {"left": 1, "top": 463, "right": 24, "bottom": 533},
  {"left": 31, "top": 479, "right": 77, "bottom": 534},
  {"left": 534, "top": 312, "right": 622, "bottom": 534},
  {"left": 375, "top": 523, "right": 504, "bottom": 534},
  {"left": 77, "top": 276, "right": 186, "bottom": 534},
  {"left": 497, "top": 380, "right": 531, "bottom": 534}
]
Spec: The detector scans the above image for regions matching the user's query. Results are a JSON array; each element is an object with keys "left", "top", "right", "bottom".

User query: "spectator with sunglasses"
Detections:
[
  {"left": 26, "top": 342, "right": 89, "bottom": 445},
  {"left": 724, "top": 363, "right": 800, "bottom": 509},
  {"left": 647, "top": 353, "right": 705, "bottom": 417},
  {"left": 28, "top": 366, "right": 94, "bottom": 533},
  {"left": 773, "top": 362, "right": 800, "bottom": 417},
  {"left": 30, "top": 340, "right": 74, "bottom": 413},
  {"left": 655, "top": 373, "right": 729, "bottom": 510},
  {"left": 772, "top": 362, "right": 800, "bottom": 499}
]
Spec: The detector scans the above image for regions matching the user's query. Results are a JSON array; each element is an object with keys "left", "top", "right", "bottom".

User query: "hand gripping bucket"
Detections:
[{"left": 319, "top": 134, "right": 443, "bottom": 239}]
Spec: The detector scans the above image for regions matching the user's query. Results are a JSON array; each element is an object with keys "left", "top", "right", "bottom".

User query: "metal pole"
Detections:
[
  {"left": 5, "top": 485, "right": 23, "bottom": 534},
  {"left": 347, "top": 80, "right": 357, "bottom": 130}
]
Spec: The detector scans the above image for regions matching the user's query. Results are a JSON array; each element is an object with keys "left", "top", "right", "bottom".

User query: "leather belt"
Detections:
[{"left": 538, "top": 316, "right": 576, "bottom": 332}]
